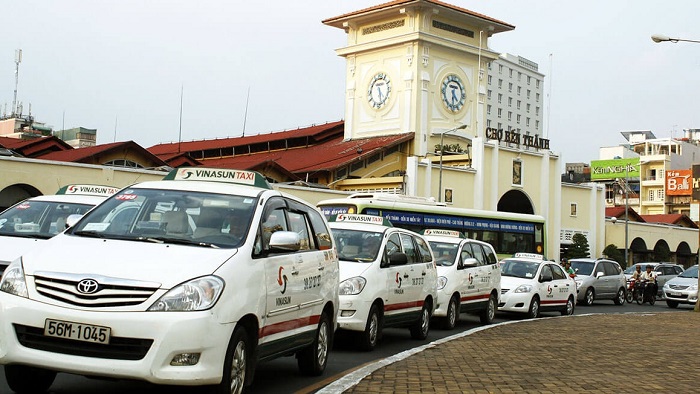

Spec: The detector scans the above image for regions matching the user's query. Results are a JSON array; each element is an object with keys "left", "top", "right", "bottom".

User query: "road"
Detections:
[{"left": 0, "top": 300, "right": 689, "bottom": 394}]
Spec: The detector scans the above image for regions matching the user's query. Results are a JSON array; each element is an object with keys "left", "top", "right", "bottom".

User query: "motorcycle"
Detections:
[
  {"left": 635, "top": 280, "right": 656, "bottom": 305},
  {"left": 625, "top": 279, "right": 637, "bottom": 304}
]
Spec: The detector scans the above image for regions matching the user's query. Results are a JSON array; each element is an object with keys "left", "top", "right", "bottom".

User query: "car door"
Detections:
[
  {"left": 383, "top": 232, "right": 412, "bottom": 324},
  {"left": 399, "top": 232, "right": 424, "bottom": 310},
  {"left": 457, "top": 243, "right": 480, "bottom": 305},
  {"left": 592, "top": 261, "right": 611, "bottom": 297},
  {"left": 550, "top": 263, "right": 573, "bottom": 304}
]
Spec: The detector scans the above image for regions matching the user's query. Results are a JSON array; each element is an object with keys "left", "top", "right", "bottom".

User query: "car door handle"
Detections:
[
  {"left": 422, "top": 272, "right": 427, "bottom": 276},
  {"left": 291, "top": 268, "right": 300, "bottom": 276},
  {"left": 318, "top": 266, "right": 325, "bottom": 271},
  {"left": 403, "top": 274, "right": 409, "bottom": 279}
]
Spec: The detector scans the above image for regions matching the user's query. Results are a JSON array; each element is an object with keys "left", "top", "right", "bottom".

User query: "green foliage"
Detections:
[
  {"left": 568, "top": 233, "right": 590, "bottom": 259},
  {"left": 603, "top": 244, "right": 624, "bottom": 266},
  {"left": 653, "top": 242, "right": 671, "bottom": 262}
]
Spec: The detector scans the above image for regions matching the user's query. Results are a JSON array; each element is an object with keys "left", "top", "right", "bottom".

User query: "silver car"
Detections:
[
  {"left": 569, "top": 258, "right": 626, "bottom": 306},
  {"left": 663, "top": 265, "right": 699, "bottom": 308}
]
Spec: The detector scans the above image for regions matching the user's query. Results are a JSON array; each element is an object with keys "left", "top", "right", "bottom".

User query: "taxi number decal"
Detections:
[
  {"left": 304, "top": 275, "right": 322, "bottom": 290},
  {"left": 412, "top": 277, "right": 424, "bottom": 286}
]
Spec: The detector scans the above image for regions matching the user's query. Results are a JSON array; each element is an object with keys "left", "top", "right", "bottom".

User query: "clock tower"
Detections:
[{"left": 323, "top": 0, "right": 514, "bottom": 158}]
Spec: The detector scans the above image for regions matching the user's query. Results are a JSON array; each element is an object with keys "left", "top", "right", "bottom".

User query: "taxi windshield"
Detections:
[
  {"left": 0, "top": 200, "right": 94, "bottom": 240},
  {"left": 332, "top": 229, "right": 382, "bottom": 262},
  {"left": 501, "top": 260, "right": 540, "bottom": 279},
  {"left": 428, "top": 241, "right": 459, "bottom": 266},
  {"left": 69, "top": 188, "right": 257, "bottom": 249}
]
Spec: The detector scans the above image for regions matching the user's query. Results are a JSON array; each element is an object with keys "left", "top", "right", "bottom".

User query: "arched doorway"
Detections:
[
  {"left": 497, "top": 189, "right": 535, "bottom": 214},
  {"left": 652, "top": 239, "right": 671, "bottom": 262},
  {"left": 629, "top": 237, "right": 649, "bottom": 265},
  {"left": 0, "top": 184, "right": 42, "bottom": 211},
  {"left": 676, "top": 241, "right": 693, "bottom": 268}
]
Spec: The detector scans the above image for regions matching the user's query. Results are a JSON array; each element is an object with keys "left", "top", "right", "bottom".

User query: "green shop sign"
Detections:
[{"left": 590, "top": 158, "right": 640, "bottom": 180}]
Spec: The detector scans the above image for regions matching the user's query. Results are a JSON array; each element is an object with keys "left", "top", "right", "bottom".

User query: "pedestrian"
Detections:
[{"left": 562, "top": 258, "right": 575, "bottom": 277}]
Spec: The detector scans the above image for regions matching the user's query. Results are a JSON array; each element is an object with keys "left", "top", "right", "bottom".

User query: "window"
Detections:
[
  {"left": 509, "top": 69, "right": 513, "bottom": 78},
  {"left": 508, "top": 82, "right": 513, "bottom": 92},
  {"left": 570, "top": 203, "right": 577, "bottom": 217},
  {"left": 497, "top": 108, "right": 502, "bottom": 118},
  {"left": 512, "top": 160, "right": 522, "bottom": 185},
  {"left": 527, "top": 89, "right": 531, "bottom": 99},
  {"left": 516, "top": 114, "right": 521, "bottom": 124},
  {"left": 518, "top": 72, "right": 522, "bottom": 81},
  {"left": 508, "top": 97, "right": 512, "bottom": 107},
  {"left": 508, "top": 111, "right": 512, "bottom": 121},
  {"left": 657, "top": 189, "right": 664, "bottom": 200},
  {"left": 536, "top": 80, "right": 540, "bottom": 88},
  {"left": 487, "top": 89, "right": 492, "bottom": 99},
  {"left": 498, "top": 79, "right": 503, "bottom": 88},
  {"left": 288, "top": 211, "right": 311, "bottom": 250},
  {"left": 536, "top": 106, "right": 540, "bottom": 116},
  {"left": 536, "top": 120, "right": 540, "bottom": 129},
  {"left": 399, "top": 233, "right": 418, "bottom": 264},
  {"left": 470, "top": 243, "right": 486, "bottom": 266},
  {"left": 527, "top": 76, "right": 531, "bottom": 85},
  {"left": 526, "top": 103, "right": 531, "bottom": 113},
  {"left": 517, "top": 86, "right": 521, "bottom": 96},
  {"left": 498, "top": 64, "right": 503, "bottom": 74},
  {"left": 498, "top": 93, "right": 503, "bottom": 103},
  {"left": 488, "top": 75, "right": 492, "bottom": 85},
  {"left": 517, "top": 100, "right": 521, "bottom": 110},
  {"left": 536, "top": 93, "right": 540, "bottom": 102},
  {"left": 648, "top": 190, "right": 655, "bottom": 201},
  {"left": 486, "top": 119, "right": 492, "bottom": 128},
  {"left": 415, "top": 236, "right": 433, "bottom": 263},
  {"left": 487, "top": 104, "right": 492, "bottom": 115},
  {"left": 526, "top": 117, "right": 530, "bottom": 127},
  {"left": 551, "top": 264, "right": 566, "bottom": 280}
]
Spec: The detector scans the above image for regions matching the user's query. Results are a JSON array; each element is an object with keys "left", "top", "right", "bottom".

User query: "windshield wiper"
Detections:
[
  {"left": 140, "top": 236, "right": 220, "bottom": 248},
  {"left": 73, "top": 230, "right": 107, "bottom": 238}
]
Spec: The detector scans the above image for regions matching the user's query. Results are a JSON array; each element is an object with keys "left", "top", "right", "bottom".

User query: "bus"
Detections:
[{"left": 317, "top": 193, "right": 546, "bottom": 259}]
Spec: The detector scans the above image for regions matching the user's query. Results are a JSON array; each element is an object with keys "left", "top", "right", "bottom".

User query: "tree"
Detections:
[
  {"left": 568, "top": 233, "right": 590, "bottom": 259},
  {"left": 603, "top": 244, "right": 624, "bottom": 266}
]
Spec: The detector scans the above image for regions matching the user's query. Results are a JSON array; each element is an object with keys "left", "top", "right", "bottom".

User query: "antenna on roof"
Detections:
[
  {"left": 178, "top": 84, "right": 184, "bottom": 153},
  {"left": 113, "top": 115, "right": 118, "bottom": 142},
  {"left": 242, "top": 87, "right": 250, "bottom": 137},
  {"left": 12, "top": 49, "right": 22, "bottom": 117}
]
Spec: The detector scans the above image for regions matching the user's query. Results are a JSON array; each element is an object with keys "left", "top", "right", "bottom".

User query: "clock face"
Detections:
[
  {"left": 441, "top": 74, "right": 466, "bottom": 112},
  {"left": 368, "top": 73, "right": 391, "bottom": 109}
]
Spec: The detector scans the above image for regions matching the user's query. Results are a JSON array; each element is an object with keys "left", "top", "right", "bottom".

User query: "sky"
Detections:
[{"left": 2, "top": 0, "right": 700, "bottom": 166}]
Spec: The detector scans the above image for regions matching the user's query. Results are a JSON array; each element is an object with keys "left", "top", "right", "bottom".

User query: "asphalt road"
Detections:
[{"left": 0, "top": 300, "right": 689, "bottom": 394}]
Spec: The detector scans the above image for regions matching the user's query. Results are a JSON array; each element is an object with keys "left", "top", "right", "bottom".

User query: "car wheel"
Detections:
[
  {"left": 359, "top": 305, "right": 382, "bottom": 351},
  {"left": 561, "top": 295, "right": 575, "bottom": 316},
  {"left": 5, "top": 365, "right": 56, "bottom": 394},
  {"left": 614, "top": 287, "right": 625, "bottom": 305},
  {"left": 209, "top": 327, "right": 250, "bottom": 394},
  {"left": 410, "top": 301, "right": 431, "bottom": 340},
  {"left": 442, "top": 296, "right": 459, "bottom": 330},
  {"left": 666, "top": 300, "right": 679, "bottom": 308},
  {"left": 298, "top": 312, "right": 331, "bottom": 376},
  {"left": 527, "top": 296, "right": 540, "bottom": 319},
  {"left": 479, "top": 293, "right": 496, "bottom": 324},
  {"left": 583, "top": 287, "right": 595, "bottom": 306}
]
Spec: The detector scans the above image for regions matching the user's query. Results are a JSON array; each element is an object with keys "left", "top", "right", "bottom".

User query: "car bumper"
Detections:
[
  {"left": 498, "top": 291, "right": 532, "bottom": 313},
  {"left": 663, "top": 288, "right": 698, "bottom": 305},
  {"left": 0, "top": 294, "right": 234, "bottom": 385},
  {"left": 433, "top": 288, "right": 454, "bottom": 317},
  {"left": 337, "top": 295, "right": 372, "bottom": 332}
]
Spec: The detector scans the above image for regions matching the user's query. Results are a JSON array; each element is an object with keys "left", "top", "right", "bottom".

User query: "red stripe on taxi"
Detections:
[
  {"left": 259, "top": 315, "right": 321, "bottom": 338},
  {"left": 384, "top": 300, "right": 424, "bottom": 312}
]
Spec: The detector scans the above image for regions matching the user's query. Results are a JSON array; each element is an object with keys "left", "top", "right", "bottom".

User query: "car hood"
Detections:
[
  {"left": 0, "top": 236, "right": 42, "bottom": 263},
  {"left": 500, "top": 275, "right": 533, "bottom": 290},
  {"left": 19, "top": 234, "right": 237, "bottom": 289},
  {"left": 339, "top": 261, "right": 373, "bottom": 281},
  {"left": 665, "top": 276, "right": 698, "bottom": 287}
]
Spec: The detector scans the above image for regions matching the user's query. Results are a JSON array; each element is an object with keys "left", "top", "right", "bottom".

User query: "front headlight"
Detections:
[
  {"left": 0, "top": 260, "right": 28, "bottom": 298},
  {"left": 148, "top": 276, "right": 224, "bottom": 311},
  {"left": 437, "top": 276, "right": 448, "bottom": 290},
  {"left": 688, "top": 283, "right": 698, "bottom": 291},
  {"left": 339, "top": 277, "right": 366, "bottom": 295},
  {"left": 514, "top": 284, "right": 533, "bottom": 293}
]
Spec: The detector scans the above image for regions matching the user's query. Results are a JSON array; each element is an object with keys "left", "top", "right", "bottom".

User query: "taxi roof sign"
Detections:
[
  {"left": 329, "top": 213, "right": 392, "bottom": 227},
  {"left": 55, "top": 184, "right": 120, "bottom": 197},
  {"left": 421, "top": 229, "right": 464, "bottom": 238},
  {"left": 513, "top": 252, "right": 545, "bottom": 260},
  {"left": 163, "top": 167, "right": 272, "bottom": 189}
]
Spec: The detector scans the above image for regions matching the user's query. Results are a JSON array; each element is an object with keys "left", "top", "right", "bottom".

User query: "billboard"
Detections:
[
  {"left": 590, "top": 158, "right": 640, "bottom": 181},
  {"left": 666, "top": 169, "right": 692, "bottom": 196}
]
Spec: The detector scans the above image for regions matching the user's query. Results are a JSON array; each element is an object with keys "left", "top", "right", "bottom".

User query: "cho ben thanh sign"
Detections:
[{"left": 590, "top": 158, "right": 640, "bottom": 181}]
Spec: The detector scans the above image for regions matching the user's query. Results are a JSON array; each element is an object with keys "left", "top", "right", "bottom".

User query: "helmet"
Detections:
[{"left": 646, "top": 264, "right": 653, "bottom": 270}]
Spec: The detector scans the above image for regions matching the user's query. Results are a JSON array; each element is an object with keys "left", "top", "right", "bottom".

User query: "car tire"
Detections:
[
  {"left": 209, "top": 327, "right": 250, "bottom": 394},
  {"left": 479, "top": 293, "right": 496, "bottom": 324},
  {"left": 410, "top": 301, "right": 431, "bottom": 340},
  {"left": 5, "top": 365, "right": 56, "bottom": 394},
  {"left": 527, "top": 296, "right": 540, "bottom": 319},
  {"left": 583, "top": 287, "right": 595, "bottom": 306},
  {"left": 614, "top": 287, "right": 625, "bottom": 305},
  {"left": 441, "top": 296, "right": 459, "bottom": 330},
  {"left": 359, "top": 305, "right": 382, "bottom": 351},
  {"left": 666, "top": 300, "right": 679, "bottom": 308},
  {"left": 298, "top": 312, "right": 331, "bottom": 376},
  {"left": 561, "top": 295, "right": 575, "bottom": 316}
]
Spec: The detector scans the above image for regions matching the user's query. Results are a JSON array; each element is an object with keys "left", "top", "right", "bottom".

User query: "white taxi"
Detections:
[
  {"left": 421, "top": 229, "right": 500, "bottom": 329},
  {"left": 498, "top": 253, "right": 576, "bottom": 318},
  {"left": 0, "top": 168, "right": 339, "bottom": 394},
  {"left": 0, "top": 184, "right": 119, "bottom": 274},
  {"left": 327, "top": 214, "right": 437, "bottom": 351}
]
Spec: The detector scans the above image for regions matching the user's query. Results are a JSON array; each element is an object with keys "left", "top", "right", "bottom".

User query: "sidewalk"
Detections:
[{"left": 322, "top": 311, "right": 699, "bottom": 393}]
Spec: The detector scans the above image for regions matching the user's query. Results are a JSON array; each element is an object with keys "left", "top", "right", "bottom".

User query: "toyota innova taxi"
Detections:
[
  {"left": 421, "top": 229, "right": 500, "bottom": 329},
  {"left": 0, "top": 184, "right": 119, "bottom": 275},
  {"left": 327, "top": 214, "right": 436, "bottom": 351},
  {"left": 0, "top": 168, "right": 339, "bottom": 394}
]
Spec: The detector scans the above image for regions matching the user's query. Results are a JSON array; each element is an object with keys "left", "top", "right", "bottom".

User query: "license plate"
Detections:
[
  {"left": 668, "top": 292, "right": 681, "bottom": 297},
  {"left": 44, "top": 319, "right": 111, "bottom": 344}
]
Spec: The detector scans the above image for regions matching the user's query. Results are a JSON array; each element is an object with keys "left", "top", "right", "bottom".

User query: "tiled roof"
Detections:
[
  {"left": 605, "top": 206, "right": 644, "bottom": 222},
  {"left": 641, "top": 214, "right": 698, "bottom": 228},
  {"left": 322, "top": 0, "right": 514, "bottom": 29},
  {"left": 0, "top": 136, "right": 72, "bottom": 157},
  {"left": 40, "top": 140, "right": 167, "bottom": 167}
]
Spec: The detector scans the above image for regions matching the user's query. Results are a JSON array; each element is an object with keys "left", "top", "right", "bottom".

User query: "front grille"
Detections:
[
  {"left": 668, "top": 284, "right": 689, "bottom": 291},
  {"left": 501, "top": 289, "right": 509, "bottom": 294},
  {"left": 13, "top": 324, "right": 153, "bottom": 360},
  {"left": 34, "top": 274, "right": 159, "bottom": 307}
]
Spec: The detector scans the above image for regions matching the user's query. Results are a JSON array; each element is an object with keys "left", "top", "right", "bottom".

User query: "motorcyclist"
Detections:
[
  {"left": 639, "top": 264, "right": 657, "bottom": 298},
  {"left": 630, "top": 265, "right": 642, "bottom": 281}
]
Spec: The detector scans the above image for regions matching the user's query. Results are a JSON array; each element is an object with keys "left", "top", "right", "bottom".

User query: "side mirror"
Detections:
[
  {"left": 595, "top": 271, "right": 604, "bottom": 279},
  {"left": 460, "top": 258, "right": 479, "bottom": 269},
  {"left": 389, "top": 252, "right": 408, "bottom": 266},
  {"left": 269, "top": 231, "right": 301, "bottom": 252},
  {"left": 66, "top": 214, "right": 83, "bottom": 229}
]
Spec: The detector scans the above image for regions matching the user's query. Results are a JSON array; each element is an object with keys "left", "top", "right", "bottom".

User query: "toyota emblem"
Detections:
[{"left": 76, "top": 279, "right": 100, "bottom": 294}]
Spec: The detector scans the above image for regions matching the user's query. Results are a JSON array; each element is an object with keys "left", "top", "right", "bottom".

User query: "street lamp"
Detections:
[
  {"left": 654, "top": 33, "right": 700, "bottom": 312},
  {"left": 651, "top": 34, "right": 700, "bottom": 44},
  {"left": 437, "top": 124, "right": 467, "bottom": 202}
]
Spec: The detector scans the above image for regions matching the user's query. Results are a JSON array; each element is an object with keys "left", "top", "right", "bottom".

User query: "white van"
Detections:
[
  {"left": 0, "top": 168, "right": 339, "bottom": 394},
  {"left": 327, "top": 214, "right": 437, "bottom": 351},
  {"left": 0, "top": 184, "right": 119, "bottom": 274},
  {"left": 421, "top": 229, "right": 500, "bottom": 329}
]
